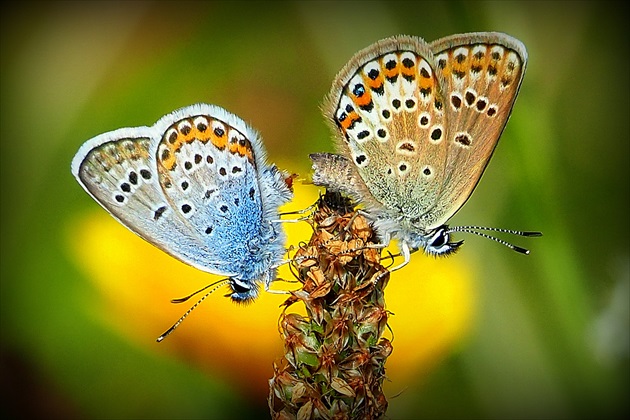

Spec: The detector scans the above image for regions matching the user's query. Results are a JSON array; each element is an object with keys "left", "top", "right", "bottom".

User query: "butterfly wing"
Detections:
[
  {"left": 72, "top": 125, "right": 237, "bottom": 275},
  {"left": 323, "top": 36, "right": 449, "bottom": 228},
  {"left": 72, "top": 104, "right": 289, "bottom": 278},
  {"left": 152, "top": 104, "right": 291, "bottom": 281},
  {"left": 427, "top": 32, "right": 527, "bottom": 227},
  {"left": 322, "top": 33, "right": 526, "bottom": 230}
]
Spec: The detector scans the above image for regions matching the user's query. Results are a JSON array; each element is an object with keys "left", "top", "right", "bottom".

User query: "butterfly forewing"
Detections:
[
  {"left": 428, "top": 33, "right": 527, "bottom": 227},
  {"left": 154, "top": 114, "right": 266, "bottom": 276},
  {"left": 326, "top": 36, "right": 453, "bottom": 225}
]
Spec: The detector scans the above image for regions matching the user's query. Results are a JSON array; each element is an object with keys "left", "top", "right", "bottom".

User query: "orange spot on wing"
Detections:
[
  {"left": 339, "top": 109, "right": 361, "bottom": 131},
  {"left": 419, "top": 76, "right": 433, "bottom": 91},
  {"left": 190, "top": 127, "right": 211, "bottom": 144},
  {"left": 162, "top": 154, "right": 176, "bottom": 171},
  {"left": 227, "top": 137, "right": 254, "bottom": 162},
  {"left": 401, "top": 65, "right": 415, "bottom": 79},
  {"left": 210, "top": 129, "right": 228, "bottom": 150},
  {"left": 470, "top": 50, "right": 487, "bottom": 72},
  {"left": 237, "top": 143, "right": 252, "bottom": 159},
  {"left": 339, "top": 116, "right": 353, "bottom": 131},
  {"left": 179, "top": 126, "right": 196, "bottom": 144},
  {"left": 451, "top": 53, "right": 469, "bottom": 75},
  {"left": 365, "top": 73, "right": 384, "bottom": 91},
  {"left": 353, "top": 88, "right": 372, "bottom": 107},
  {"left": 383, "top": 61, "right": 400, "bottom": 79}
]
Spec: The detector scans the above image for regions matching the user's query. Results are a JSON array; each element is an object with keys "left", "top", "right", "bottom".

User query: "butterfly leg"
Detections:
[
  {"left": 277, "top": 198, "right": 319, "bottom": 220},
  {"left": 386, "top": 240, "right": 412, "bottom": 272},
  {"left": 264, "top": 279, "right": 293, "bottom": 295}
]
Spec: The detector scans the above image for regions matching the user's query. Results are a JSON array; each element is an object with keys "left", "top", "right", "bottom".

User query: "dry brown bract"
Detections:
[{"left": 269, "top": 192, "right": 392, "bottom": 420}]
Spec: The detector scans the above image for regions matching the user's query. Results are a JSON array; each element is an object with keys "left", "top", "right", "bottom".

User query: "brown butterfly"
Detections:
[{"left": 311, "top": 33, "right": 541, "bottom": 269}]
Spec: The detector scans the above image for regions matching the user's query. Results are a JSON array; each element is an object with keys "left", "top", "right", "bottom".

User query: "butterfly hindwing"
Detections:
[
  {"left": 428, "top": 32, "right": 527, "bottom": 227},
  {"left": 72, "top": 127, "right": 240, "bottom": 276}
]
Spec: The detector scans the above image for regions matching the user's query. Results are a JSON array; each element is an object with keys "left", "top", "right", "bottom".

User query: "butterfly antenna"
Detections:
[
  {"left": 451, "top": 225, "right": 542, "bottom": 237},
  {"left": 169, "top": 278, "right": 232, "bottom": 303},
  {"left": 156, "top": 278, "right": 230, "bottom": 342},
  {"left": 448, "top": 226, "right": 541, "bottom": 255}
]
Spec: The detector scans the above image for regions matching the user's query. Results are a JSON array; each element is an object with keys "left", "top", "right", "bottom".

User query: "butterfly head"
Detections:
[
  {"left": 226, "top": 278, "right": 260, "bottom": 303},
  {"left": 405, "top": 225, "right": 464, "bottom": 257}
]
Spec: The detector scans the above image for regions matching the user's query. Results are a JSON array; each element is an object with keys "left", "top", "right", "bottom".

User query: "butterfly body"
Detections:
[
  {"left": 72, "top": 103, "right": 292, "bottom": 301},
  {"left": 312, "top": 33, "right": 532, "bottom": 261}
]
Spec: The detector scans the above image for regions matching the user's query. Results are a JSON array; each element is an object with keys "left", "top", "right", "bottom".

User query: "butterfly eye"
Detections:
[
  {"left": 228, "top": 279, "right": 259, "bottom": 302},
  {"left": 429, "top": 228, "right": 448, "bottom": 248},
  {"left": 231, "top": 281, "right": 249, "bottom": 294},
  {"left": 424, "top": 227, "right": 462, "bottom": 256}
]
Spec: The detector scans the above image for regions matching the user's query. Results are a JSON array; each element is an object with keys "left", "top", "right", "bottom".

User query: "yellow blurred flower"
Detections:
[
  {"left": 66, "top": 177, "right": 475, "bottom": 402},
  {"left": 385, "top": 251, "right": 476, "bottom": 387}
]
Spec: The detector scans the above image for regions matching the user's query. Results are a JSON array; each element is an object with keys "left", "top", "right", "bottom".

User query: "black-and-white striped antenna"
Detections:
[
  {"left": 156, "top": 278, "right": 230, "bottom": 342},
  {"left": 447, "top": 225, "right": 542, "bottom": 254}
]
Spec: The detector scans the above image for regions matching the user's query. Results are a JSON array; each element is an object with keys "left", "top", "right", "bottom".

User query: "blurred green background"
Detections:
[{"left": 1, "top": 1, "right": 628, "bottom": 419}]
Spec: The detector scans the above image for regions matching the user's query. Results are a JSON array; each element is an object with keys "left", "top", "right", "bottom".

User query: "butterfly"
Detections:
[
  {"left": 72, "top": 104, "right": 293, "bottom": 331},
  {"left": 311, "top": 32, "right": 541, "bottom": 269}
]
